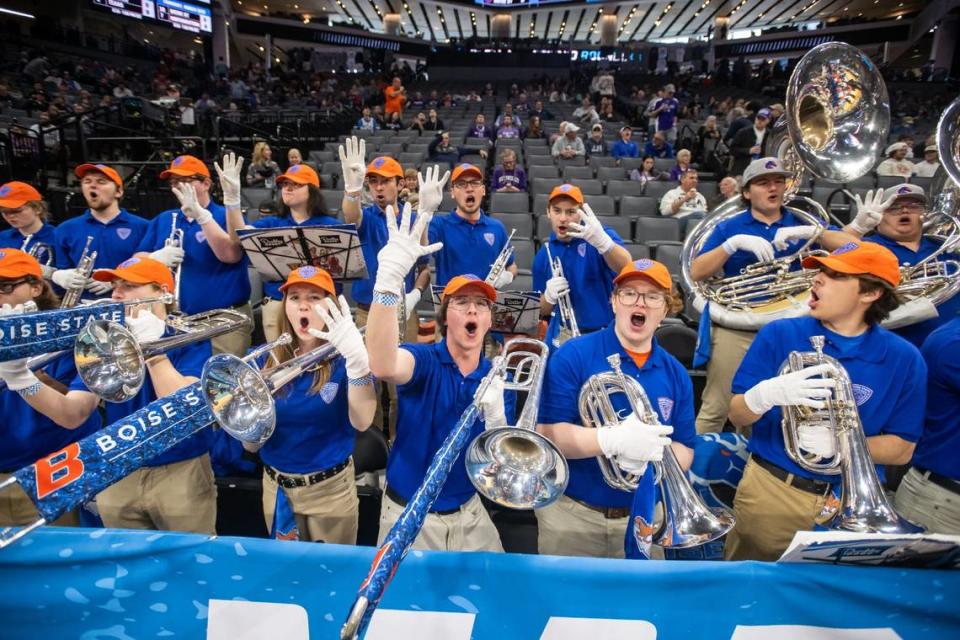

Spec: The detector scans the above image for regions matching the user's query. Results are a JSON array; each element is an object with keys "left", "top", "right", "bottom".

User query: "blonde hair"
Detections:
[
  {"left": 252, "top": 141, "right": 270, "bottom": 165},
  {"left": 24, "top": 200, "right": 50, "bottom": 222}
]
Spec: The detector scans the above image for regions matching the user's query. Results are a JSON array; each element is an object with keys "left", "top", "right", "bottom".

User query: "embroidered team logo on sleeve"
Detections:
[
  {"left": 483, "top": 232, "right": 495, "bottom": 246},
  {"left": 851, "top": 383, "right": 873, "bottom": 406},
  {"left": 320, "top": 382, "right": 340, "bottom": 404},
  {"left": 657, "top": 397, "right": 674, "bottom": 422}
]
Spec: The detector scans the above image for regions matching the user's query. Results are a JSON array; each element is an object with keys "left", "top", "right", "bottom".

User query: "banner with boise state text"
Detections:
[
  {"left": 0, "top": 302, "right": 124, "bottom": 362},
  {"left": 0, "top": 529, "right": 956, "bottom": 639}
]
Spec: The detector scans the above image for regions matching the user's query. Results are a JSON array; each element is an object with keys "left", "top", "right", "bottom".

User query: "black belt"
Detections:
[
  {"left": 568, "top": 496, "right": 631, "bottom": 519},
  {"left": 751, "top": 453, "right": 833, "bottom": 496},
  {"left": 385, "top": 485, "right": 460, "bottom": 515},
  {"left": 265, "top": 459, "right": 350, "bottom": 489},
  {"left": 914, "top": 466, "right": 960, "bottom": 496}
]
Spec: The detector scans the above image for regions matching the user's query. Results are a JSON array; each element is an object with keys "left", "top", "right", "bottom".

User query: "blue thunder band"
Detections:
[
  {"left": 0, "top": 303, "right": 125, "bottom": 362},
  {"left": 12, "top": 382, "right": 213, "bottom": 524}
]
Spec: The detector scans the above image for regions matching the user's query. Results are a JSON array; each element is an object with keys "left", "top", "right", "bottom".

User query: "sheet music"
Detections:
[{"left": 238, "top": 224, "right": 368, "bottom": 281}]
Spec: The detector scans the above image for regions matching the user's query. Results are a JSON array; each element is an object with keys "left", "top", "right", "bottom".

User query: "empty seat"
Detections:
[
  {"left": 531, "top": 178, "right": 564, "bottom": 194},
  {"left": 492, "top": 213, "right": 535, "bottom": 239},
  {"left": 528, "top": 165, "right": 560, "bottom": 180},
  {"left": 652, "top": 242, "right": 684, "bottom": 277},
  {"left": 590, "top": 156, "right": 619, "bottom": 169},
  {"left": 489, "top": 192, "right": 531, "bottom": 214},
  {"left": 606, "top": 181, "right": 645, "bottom": 199},
  {"left": 577, "top": 180, "right": 604, "bottom": 195},
  {"left": 584, "top": 195, "right": 616, "bottom": 216},
  {"left": 525, "top": 145, "right": 553, "bottom": 156},
  {"left": 512, "top": 239, "right": 536, "bottom": 273},
  {"left": 321, "top": 160, "right": 342, "bottom": 177},
  {"left": 655, "top": 324, "right": 699, "bottom": 368},
  {"left": 620, "top": 195, "right": 660, "bottom": 217},
  {"left": 635, "top": 217, "right": 682, "bottom": 243},
  {"left": 644, "top": 181, "right": 675, "bottom": 201},
  {"left": 318, "top": 173, "right": 335, "bottom": 189},
  {"left": 620, "top": 157, "right": 645, "bottom": 171},
  {"left": 653, "top": 158, "right": 674, "bottom": 172},
  {"left": 622, "top": 242, "right": 651, "bottom": 260},
  {"left": 398, "top": 152, "right": 424, "bottom": 165},
  {"left": 562, "top": 165, "right": 594, "bottom": 180},
  {"left": 557, "top": 156, "right": 587, "bottom": 168},
  {"left": 242, "top": 188, "right": 274, "bottom": 209},
  {"left": 597, "top": 215, "right": 631, "bottom": 240},
  {"left": 379, "top": 143, "right": 405, "bottom": 155},
  {"left": 533, "top": 194, "right": 550, "bottom": 216},
  {"left": 597, "top": 166, "right": 628, "bottom": 182},
  {"left": 528, "top": 154, "right": 556, "bottom": 166}
]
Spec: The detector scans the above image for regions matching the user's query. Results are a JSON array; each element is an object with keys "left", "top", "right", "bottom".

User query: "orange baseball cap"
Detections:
[
  {"left": 442, "top": 274, "right": 497, "bottom": 302},
  {"left": 0, "top": 182, "right": 43, "bottom": 209},
  {"left": 276, "top": 163, "right": 320, "bottom": 188},
  {"left": 548, "top": 183, "right": 584, "bottom": 205},
  {"left": 75, "top": 163, "right": 123, "bottom": 187},
  {"left": 0, "top": 248, "right": 42, "bottom": 279},
  {"left": 451, "top": 163, "right": 483, "bottom": 183},
  {"left": 366, "top": 156, "right": 404, "bottom": 179},
  {"left": 279, "top": 265, "right": 336, "bottom": 296},
  {"left": 614, "top": 258, "right": 673, "bottom": 290},
  {"left": 801, "top": 241, "right": 901, "bottom": 288},
  {"left": 92, "top": 256, "right": 175, "bottom": 292},
  {"left": 159, "top": 155, "right": 211, "bottom": 180}
]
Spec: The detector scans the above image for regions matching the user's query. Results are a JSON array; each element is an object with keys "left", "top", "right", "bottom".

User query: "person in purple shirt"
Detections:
[
  {"left": 496, "top": 114, "right": 521, "bottom": 139},
  {"left": 469, "top": 113, "right": 493, "bottom": 140},
  {"left": 491, "top": 149, "right": 527, "bottom": 193}
]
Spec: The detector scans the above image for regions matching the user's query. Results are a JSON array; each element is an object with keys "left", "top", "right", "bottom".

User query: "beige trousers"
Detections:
[
  {"left": 378, "top": 491, "right": 504, "bottom": 552},
  {"left": 261, "top": 297, "right": 286, "bottom": 344},
  {"left": 535, "top": 494, "right": 628, "bottom": 558},
  {"left": 261, "top": 459, "right": 359, "bottom": 544},
  {"left": 893, "top": 467, "right": 960, "bottom": 535},
  {"left": 696, "top": 324, "right": 756, "bottom": 435},
  {"left": 0, "top": 473, "right": 80, "bottom": 528},
  {"left": 211, "top": 302, "right": 254, "bottom": 357}
]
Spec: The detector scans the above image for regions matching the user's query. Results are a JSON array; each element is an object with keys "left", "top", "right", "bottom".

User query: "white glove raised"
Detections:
[
  {"left": 416, "top": 164, "right": 450, "bottom": 217},
  {"left": 0, "top": 304, "right": 40, "bottom": 391},
  {"left": 566, "top": 203, "right": 614, "bottom": 254},
  {"left": 374, "top": 202, "right": 443, "bottom": 296},
  {"left": 309, "top": 295, "right": 370, "bottom": 380},
  {"left": 543, "top": 275, "right": 569, "bottom": 305},
  {"left": 492, "top": 269, "right": 514, "bottom": 290},
  {"left": 125, "top": 309, "right": 166, "bottom": 344},
  {"left": 478, "top": 375, "right": 507, "bottom": 429},
  {"left": 214, "top": 151, "right": 244, "bottom": 207},
  {"left": 597, "top": 412, "right": 673, "bottom": 463},
  {"left": 171, "top": 182, "right": 213, "bottom": 225},
  {"left": 743, "top": 363, "right": 836, "bottom": 416},
  {"left": 403, "top": 289, "right": 421, "bottom": 320},
  {"left": 797, "top": 423, "right": 837, "bottom": 459},
  {"left": 721, "top": 234, "right": 775, "bottom": 263},
  {"left": 51, "top": 268, "right": 88, "bottom": 291},
  {"left": 149, "top": 243, "right": 185, "bottom": 267},
  {"left": 850, "top": 189, "right": 897, "bottom": 236},
  {"left": 86, "top": 279, "right": 114, "bottom": 296},
  {"left": 772, "top": 225, "right": 820, "bottom": 251},
  {"left": 338, "top": 136, "right": 367, "bottom": 194}
]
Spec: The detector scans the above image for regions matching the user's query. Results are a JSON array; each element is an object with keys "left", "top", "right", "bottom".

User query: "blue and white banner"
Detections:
[
  {"left": 0, "top": 528, "right": 957, "bottom": 639},
  {"left": 0, "top": 303, "right": 124, "bottom": 362}
]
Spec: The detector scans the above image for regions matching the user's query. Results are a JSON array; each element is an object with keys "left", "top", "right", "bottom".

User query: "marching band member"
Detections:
[
  {"left": 0, "top": 249, "right": 101, "bottom": 527},
  {"left": 134, "top": 155, "right": 252, "bottom": 356},
  {"left": 690, "top": 157, "right": 858, "bottom": 434},
  {"left": 53, "top": 164, "right": 150, "bottom": 298},
  {"left": 366, "top": 204, "right": 513, "bottom": 552},
  {"left": 0, "top": 181, "right": 57, "bottom": 270},
  {"left": 726, "top": 241, "right": 926, "bottom": 560},
  {"left": 6, "top": 257, "right": 218, "bottom": 534},
  {"left": 245, "top": 266, "right": 376, "bottom": 544},
  {"left": 893, "top": 314, "right": 960, "bottom": 534},
  {"left": 532, "top": 184, "right": 631, "bottom": 348},
  {"left": 844, "top": 183, "right": 960, "bottom": 347},
  {"left": 535, "top": 259, "right": 696, "bottom": 558}
]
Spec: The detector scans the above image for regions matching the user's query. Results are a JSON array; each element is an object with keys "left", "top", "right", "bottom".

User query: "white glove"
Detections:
[
  {"left": 374, "top": 202, "right": 443, "bottom": 296},
  {"left": 309, "top": 295, "right": 370, "bottom": 380},
  {"left": 338, "top": 136, "right": 367, "bottom": 194},
  {"left": 478, "top": 375, "right": 507, "bottom": 429},
  {"left": 797, "top": 423, "right": 837, "bottom": 459},
  {"left": 40, "top": 263, "right": 56, "bottom": 280},
  {"left": 51, "top": 268, "right": 87, "bottom": 291},
  {"left": 171, "top": 182, "right": 213, "bottom": 225},
  {"left": 743, "top": 363, "right": 836, "bottom": 415},
  {"left": 125, "top": 309, "right": 166, "bottom": 344},
  {"left": 597, "top": 412, "right": 673, "bottom": 463},
  {"left": 721, "top": 234, "right": 775, "bottom": 263},
  {"left": 416, "top": 164, "right": 450, "bottom": 217},
  {"left": 543, "top": 275, "right": 569, "bottom": 305},
  {"left": 403, "top": 289, "right": 421, "bottom": 319},
  {"left": 0, "top": 304, "right": 40, "bottom": 391},
  {"left": 850, "top": 189, "right": 897, "bottom": 236},
  {"left": 149, "top": 243, "right": 185, "bottom": 267},
  {"left": 566, "top": 203, "right": 614, "bottom": 254},
  {"left": 772, "top": 225, "right": 820, "bottom": 251},
  {"left": 492, "top": 269, "right": 514, "bottom": 289},
  {"left": 214, "top": 151, "right": 244, "bottom": 207},
  {"left": 86, "top": 280, "right": 114, "bottom": 296}
]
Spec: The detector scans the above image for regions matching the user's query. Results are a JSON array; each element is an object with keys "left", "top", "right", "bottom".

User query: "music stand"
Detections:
[{"left": 238, "top": 224, "right": 368, "bottom": 281}]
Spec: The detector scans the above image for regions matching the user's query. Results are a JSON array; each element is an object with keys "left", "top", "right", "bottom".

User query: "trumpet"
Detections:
[
  {"left": 485, "top": 228, "right": 516, "bottom": 286},
  {"left": 545, "top": 243, "right": 579, "bottom": 347},
  {"left": 61, "top": 236, "right": 96, "bottom": 309},
  {"left": 167, "top": 211, "right": 185, "bottom": 316}
]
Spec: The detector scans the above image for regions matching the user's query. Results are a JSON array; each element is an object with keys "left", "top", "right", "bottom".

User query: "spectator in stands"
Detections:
[
  {"left": 697, "top": 115, "right": 722, "bottom": 156},
  {"left": 384, "top": 77, "right": 406, "bottom": 118},
  {"left": 572, "top": 96, "right": 600, "bottom": 126},
  {"left": 470, "top": 113, "right": 494, "bottom": 140},
  {"left": 644, "top": 88, "right": 662, "bottom": 137},
  {"left": 610, "top": 126, "right": 640, "bottom": 161},
  {"left": 428, "top": 131, "right": 461, "bottom": 167},
  {"left": 384, "top": 111, "right": 403, "bottom": 132},
  {"left": 409, "top": 112, "right": 427, "bottom": 134},
  {"left": 495, "top": 103, "right": 521, "bottom": 128},
  {"left": 913, "top": 145, "right": 940, "bottom": 178},
  {"left": 660, "top": 169, "right": 708, "bottom": 218},
  {"left": 29, "top": 110, "right": 62, "bottom": 154},
  {"left": 643, "top": 131, "right": 674, "bottom": 159},
  {"left": 651, "top": 83, "right": 680, "bottom": 144},
  {"left": 529, "top": 99, "right": 555, "bottom": 121},
  {"left": 492, "top": 149, "right": 527, "bottom": 193},
  {"left": 425, "top": 109, "right": 444, "bottom": 132},
  {"left": 898, "top": 134, "right": 916, "bottom": 159},
  {"left": 890, "top": 115, "right": 916, "bottom": 139},
  {"left": 496, "top": 114, "right": 521, "bottom": 140},
  {"left": 356, "top": 106, "right": 379, "bottom": 131},
  {"left": 599, "top": 101, "right": 617, "bottom": 122},
  {"left": 710, "top": 176, "right": 740, "bottom": 208},
  {"left": 552, "top": 123, "right": 586, "bottom": 160},
  {"left": 112, "top": 82, "right": 133, "bottom": 99},
  {"left": 400, "top": 168, "right": 420, "bottom": 208},
  {"left": 877, "top": 142, "right": 915, "bottom": 178},
  {"left": 914, "top": 134, "right": 936, "bottom": 159},
  {"left": 524, "top": 115, "right": 546, "bottom": 140},
  {"left": 729, "top": 108, "right": 770, "bottom": 177},
  {"left": 629, "top": 155, "right": 669, "bottom": 186},
  {"left": 724, "top": 104, "right": 754, "bottom": 144},
  {"left": 0, "top": 182, "right": 57, "bottom": 270},
  {"left": 768, "top": 103, "right": 784, "bottom": 123},
  {"left": 585, "top": 123, "right": 608, "bottom": 158},
  {"left": 246, "top": 141, "right": 282, "bottom": 189},
  {"left": 669, "top": 149, "right": 694, "bottom": 180}
]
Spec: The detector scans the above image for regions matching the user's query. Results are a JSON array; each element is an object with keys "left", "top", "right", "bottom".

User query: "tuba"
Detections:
[
  {"left": 579, "top": 354, "right": 735, "bottom": 548},
  {"left": 780, "top": 336, "right": 923, "bottom": 534}
]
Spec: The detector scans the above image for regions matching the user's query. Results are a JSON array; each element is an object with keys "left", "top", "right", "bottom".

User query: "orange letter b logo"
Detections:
[{"left": 35, "top": 443, "right": 84, "bottom": 500}]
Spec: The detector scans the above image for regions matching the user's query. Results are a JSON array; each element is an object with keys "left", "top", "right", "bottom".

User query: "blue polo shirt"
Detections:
[
  {"left": 912, "top": 317, "right": 960, "bottom": 480},
  {"left": 863, "top": 232, "right": 960, "bottom": 347},
  {"left": 428, "top": 209, "right": 514, "bottom": 287},
  {"left": 0, "top": 223, "right": 57, "bottom": 265},
  {"left": 538, "top": 324, "right": 697, "bottom": 508},
  {"left": 610, "top": 140, "right": 640, "bottom": 159},
  {"left": 732, "top": 316, "right": 927, "bottom": 483},
  {"left": 1, "top": 352, "right": 102, "bottom": 471},
  {"left": 699, "top": 208, "right": 813, "bottom": 278},
  {"left": 532, "top": 228, "right": 626, "bottom": 339},
  {"left": 136, "top": 202, "right": 251, "bottom": 313},
  {"left": 387, "top": 339, "right": 516, "bottom": 511},
  {"left": 350, "top": 204, "right": 419, "bottom": 306},
  {"left": 69, "top": 335, "right": 214, "bottom": 467},
  {"left": 251, "top": 213, "right": 341, "bottom": 300},
  {"left": 55, "top": 208, "right": 150, "bottom": 272}
]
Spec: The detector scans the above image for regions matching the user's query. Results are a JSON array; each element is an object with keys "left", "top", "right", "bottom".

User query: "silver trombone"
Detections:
[
  {"left": 60, "top": 236, "right": 96, "bottom": 309},
  {"left": 545, "top": 243, "right": 579, "bottom": 347}
]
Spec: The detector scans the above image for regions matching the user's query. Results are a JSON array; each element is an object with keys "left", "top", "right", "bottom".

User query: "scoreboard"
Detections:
[{"left": 91, "top": 0, "right": 213, "bottom": 34}]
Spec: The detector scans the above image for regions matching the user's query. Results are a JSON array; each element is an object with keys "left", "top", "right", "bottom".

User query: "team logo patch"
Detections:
[
  {"left": 373, "top": 157, "right": 386, "bottom": 168},
  {"left": 483, "top": 232, "right": 495, "bottom": 246},
  {"left": 0, "top": 251, "right": 6, "bottom": 260},
  {"left": 897, "top": 186, "right": 912, "bottom": 194},
  {"left": 195, "top": 230, "right": 206, "bottom": 243},
  {"left": 559, "top": 184, "right": 572, "bottom": 193},
  {"left": 578, "top": 243, "right": 587, "bottom": 257},
  {"left": 634, "top": 258, "right": 654, "bottom": 270},
  {"left": 297, "top": 266, "right": 318, "bottom": 278},
  {"left": 459, "top": 163, "right": 472, "bottom": 171},
  {"left": 462, "top": 273, "right": 482, "bottom": 281},
  {"left": 0, "top": 186, "right": 9, "bottom": 197},
  {"left": 173, "top": 156, "right": 185, "bottom": 166},
  {"left": 657, "top": 397, "right": 674, "bottom": 422},
  {"left": 119, "top": 257, "right": 140, "bottom": 268},
  {"left": 320, "top": 382, "right": 339, "bottom": 404},
  {"left": 832, "top": 242, "right": 859, "bottom": 255},
  {"left": 851, "top": 383, "right": 873, "bottom": 406},
  {"left": 95, "top": 164, "right": 108, "bottom": 170},
  {"left": 764, "top": 160, "right": 778, "bottom": 169},
  {"left": 116, "top": 228, "right": 131, "bottom": 240},
  {"left": 289, "top": 164, "right": 301, "bottom": 174}
]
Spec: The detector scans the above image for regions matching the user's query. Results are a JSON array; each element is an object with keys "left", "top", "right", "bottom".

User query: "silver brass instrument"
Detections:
[
  {"left": 61, "top": 235, "right": 96, "bottom": 309},
  {"left": 20, "top": 233, "right": 54, "bottom": 268},
  {"left": 465, "top": 337, "right": 568, "bottom": 509},
  {"left": 485, "top": 228, "right": 516, "bottom": 286},
  {"left": 780, "top": 336, "right": 923, "bottom": 533},
  {"left": 579, "top": 354, "right": 736, "bottom": 547},
  {"left": 545, "top": 243, "right": 580, "bottom": 346},
  {"left": 167, "top": 211, "right": 185, "bottom": 316}
]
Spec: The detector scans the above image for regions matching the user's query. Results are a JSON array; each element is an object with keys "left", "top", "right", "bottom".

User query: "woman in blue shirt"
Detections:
[{"left": 0, "top": 182, "right": 57, "bottom": 272}]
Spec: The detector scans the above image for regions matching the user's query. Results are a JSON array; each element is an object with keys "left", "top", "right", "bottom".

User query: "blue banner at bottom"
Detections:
[{"left": 0, "top": 528, "right": 957, "bottom": 639}]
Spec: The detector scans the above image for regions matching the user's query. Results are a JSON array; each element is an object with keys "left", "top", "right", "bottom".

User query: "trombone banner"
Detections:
[
  {"left": 0, "top": 528, "right": 957, "bottom": 639},
  {"left": 0, "top": 302, "right": 125, "bottom": 362}
]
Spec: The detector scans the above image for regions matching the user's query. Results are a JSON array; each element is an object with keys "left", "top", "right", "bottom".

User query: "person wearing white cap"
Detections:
[
  {"left": 913, "top": 145, "right": 940, "bottom": 178},
  {"left": 585, "top": 123, "right": 609, "bottom": 158},
  {"left": 552, "top": 122, "right": 586, "bottom": 160},
  {"left": 877, "top": 142, "right": 915, "bottom": 177}
]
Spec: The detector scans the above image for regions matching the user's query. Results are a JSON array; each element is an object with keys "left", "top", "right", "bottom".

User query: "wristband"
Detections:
[
  {"left": 344, "top": 192, "right": 362, "bottom": 202},
  {"left": 348, "top": 372, "right": 375, "bottom": 387},
  {"left": 16, "top": 382, "right": 41, "bottom": 398},
  {"left": 373, "top": 290, "right": 400, "bottom": 306}
]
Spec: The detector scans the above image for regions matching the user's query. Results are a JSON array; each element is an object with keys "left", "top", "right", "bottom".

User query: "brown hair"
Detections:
[
  {"left": 858, "top": 274, "right": 901, "bottom": 325},
  {"left": 269, "top": 293, "right": 331, "bottom": 395},
  {"left": 24, "top": 200, "right": 50, "bottom": 222},
  {"left": 437, "top": 296, "right": 493, "bottom": 338}
]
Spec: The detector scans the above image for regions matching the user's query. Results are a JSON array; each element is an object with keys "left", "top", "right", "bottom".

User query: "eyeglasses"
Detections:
[
  {"left": 884, "top": 203, "right": 924, "bottom": 214},
  {"left": 454, "top": 180, "right": 483, "bottom": 189},
  {"left": 0, "top": 279, "right": 30, "bottom": 294},
  {"left": 616, "top": 289, "right": 667, "bottom": 308},
  {"left": 448, "top": 296, "right": 492, "bottom": 311}
]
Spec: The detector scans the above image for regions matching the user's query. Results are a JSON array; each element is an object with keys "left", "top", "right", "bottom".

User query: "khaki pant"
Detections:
[
  {"left": 696, "top": 325, "right": 756, "bottom": 435},
  {"left": 261, "top": 297, "right": 286, "bottom": 344},
  {"left": 0, "top": 473, "right": 80, "bottom": 528},
  {"left": 724, "top": 458, "right": 829, "bottom": 561},
  {"left": 378, "top": 491, "right": 504, "bottom": 552},
  {"left": 97, "top": 454, "right": 217, "bottom": 534},
  {"left": 261, "top": 459, "right": 359, "bottom": 544},
  {"left": 894, "top": 467, "right": 960, "bottom": 535},
  {"left": 536, "top": 494, "right": 628, "bottom": 558},
  {"left": 211, "top": 302, "right": 254, "bottom": 357}
]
